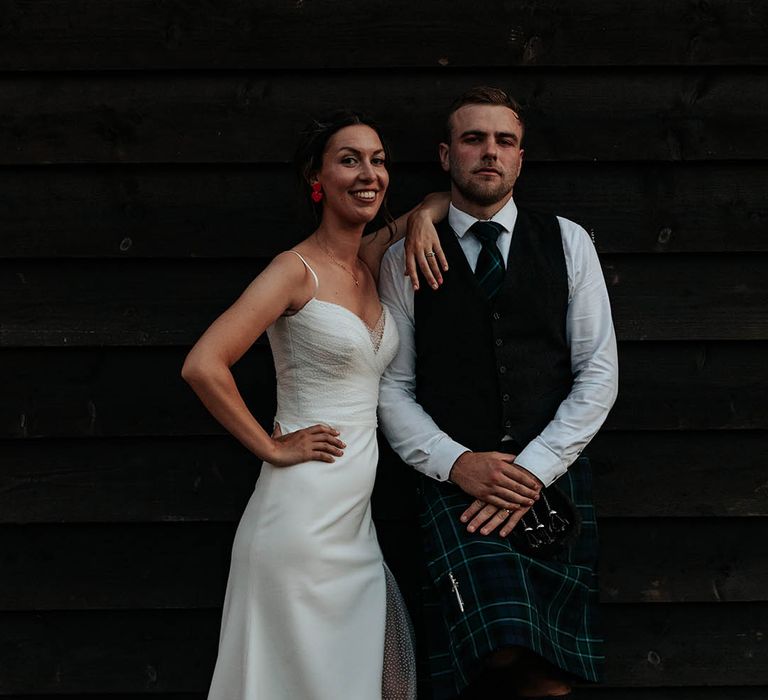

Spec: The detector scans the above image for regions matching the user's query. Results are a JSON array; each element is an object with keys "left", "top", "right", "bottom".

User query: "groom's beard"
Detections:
[{"left": 450, "top": 165, "right": 516, "bottom": 207}]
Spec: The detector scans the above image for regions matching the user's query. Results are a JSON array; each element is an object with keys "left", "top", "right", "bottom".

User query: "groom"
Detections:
[{"left": 379, "top": 87, "right": 619, "bottom": 698}]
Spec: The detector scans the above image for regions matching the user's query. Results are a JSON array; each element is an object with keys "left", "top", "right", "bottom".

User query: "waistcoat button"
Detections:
[{"left": 495, "top": 338, "right": 503, "bottom": 347}]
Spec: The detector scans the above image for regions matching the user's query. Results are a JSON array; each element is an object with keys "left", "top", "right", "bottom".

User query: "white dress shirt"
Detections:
[{"left": 378, "top": 197, "right": 619, "bottom": 487}]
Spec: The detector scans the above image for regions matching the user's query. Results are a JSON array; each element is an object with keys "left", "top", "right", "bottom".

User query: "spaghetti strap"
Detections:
[{"left": 285, "top": 250, "right": 320, "bottom": 292}]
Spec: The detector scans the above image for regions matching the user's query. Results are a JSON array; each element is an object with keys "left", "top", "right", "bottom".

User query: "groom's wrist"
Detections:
[
  {"left": 447, "top": 450, "right": 472, "bottom": 485},
  {"left": 427, "top": 439, "right": 469, "bottom": 482}
]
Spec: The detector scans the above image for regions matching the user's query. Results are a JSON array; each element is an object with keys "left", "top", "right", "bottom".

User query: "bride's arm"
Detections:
[
  {"left": 181, "top": 253, "right": 344, "bottom": 467},
  {"left": 358, "top": 192, "right": 449, "bottom": 285}
]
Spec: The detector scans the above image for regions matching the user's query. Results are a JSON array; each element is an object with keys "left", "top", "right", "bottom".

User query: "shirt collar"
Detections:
[{"left": 448, "top": 196, "right": 518, "bottom": 239}]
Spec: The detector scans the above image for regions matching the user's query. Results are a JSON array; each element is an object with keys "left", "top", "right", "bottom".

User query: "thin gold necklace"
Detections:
[{"left": 315, "top": 233, "right": 360, "bottom": 287}]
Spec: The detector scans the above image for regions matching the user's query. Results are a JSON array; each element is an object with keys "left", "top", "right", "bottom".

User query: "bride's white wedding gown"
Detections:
[{"left": 207, "top": 252, "right": 416, "bottom": 699}]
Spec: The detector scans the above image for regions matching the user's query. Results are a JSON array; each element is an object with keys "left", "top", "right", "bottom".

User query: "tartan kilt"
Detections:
[{"left": 418, "top": 456, "right": 603, "bottom": 698}]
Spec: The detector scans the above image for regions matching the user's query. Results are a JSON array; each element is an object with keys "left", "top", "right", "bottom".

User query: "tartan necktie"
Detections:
[{"left": 470, "top": 220, "right": 506, "bottom": 300}]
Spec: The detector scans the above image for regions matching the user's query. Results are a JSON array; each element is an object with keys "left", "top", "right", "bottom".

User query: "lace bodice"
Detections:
[{"left": 266, "top": 255, "right": 398, "bottom": 428}]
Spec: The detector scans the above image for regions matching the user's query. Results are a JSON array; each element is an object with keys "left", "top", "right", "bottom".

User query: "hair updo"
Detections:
[{"left": 294, "top": 109, "right": 394, "bottom": 233}]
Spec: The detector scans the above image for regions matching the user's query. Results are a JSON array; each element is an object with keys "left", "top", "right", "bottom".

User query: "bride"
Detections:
[{"left": 181, "top": 110, "right": 444, "bottom": 699}]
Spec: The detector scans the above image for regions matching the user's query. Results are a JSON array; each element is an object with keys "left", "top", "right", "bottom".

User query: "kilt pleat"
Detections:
[{"left": 418, "top": 457, "right": 603, "bottom": 698}]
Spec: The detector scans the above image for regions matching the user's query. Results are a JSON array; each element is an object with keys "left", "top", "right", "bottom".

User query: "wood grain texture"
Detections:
[
  {"left": 0, "top": 697, "right": 203, "bottom": 700},
  {"left": 599, "top": 518, "right": 768, "bottom": 603},
  {"left": 0, "top": 431, "right": 768, "bottom": 524},
  {"left": 0, "top": 524, "right": 233, "bottom": 611},
  {"left": 605, "top": 603, "right": 768, "bottom": 686},
  {"left": 0, "top": 343, "right": 765, "bottom": 439},
  {"left": 1, "top": 0, "right": 766, "bottom": 697},
  {"left": 0, "top": 258, "right": 266, "bottom": 347},
  {"left": 591, "top": 431, "right": 768, "bottom": 517},
  {"left": 576, "top": 692, "right": 768, "bottom": 700},
  {"left": 607, "top": 342, "right": 768, "bottom": 431},
  {"left": 0, "top": 436, "right": 258, "bottom": 523},
  {"left": 0, "top": 610, "right": 220, "bottom": 693},
  {"left": 2, "top": 70, "right": 767, "bottom": 164},
  {"left": 2, "top": 691, "right": 767, "bottom": 700},
  {"left": 517, "top": 163, "right": 768, "bottom": 254},
  {"left": 3, "top": 163, "right": 768, "bottom": 258},
  {"left": 0, "top": 346, "right": 276, "bottom": 439},
  {"left": 0, "top": 519, "right": 765, "bottom": 610},
  {"left": 1, "top": 0, "right": 766, "bottom": 70},
  {"left": 471, "top": 687, "right": 768, "bottom": 700},
  {"left": 0, "top": 605, "right": 766, "bottom": 691},
  {"left": 1, "top": 254, "right": 766, "bottom": 346},
  {"left": 605, "top": 254, "right": 768, "bottom": 341},
  {"left": 0, "top": 696, "right": 207, "bottom": 700},
  {"left": 2, "top": 432, "right": 765, "bottom": 523}
]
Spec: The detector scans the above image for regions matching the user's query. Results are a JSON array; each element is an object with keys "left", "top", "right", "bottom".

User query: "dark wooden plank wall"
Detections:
[{"left": 1, "top": 1, "right": 767, "bottom": 697}]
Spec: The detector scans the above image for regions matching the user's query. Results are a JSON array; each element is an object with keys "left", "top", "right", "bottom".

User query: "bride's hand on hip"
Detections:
[{"left": 268, "top": 423, "right": 346, "bottom": 466}]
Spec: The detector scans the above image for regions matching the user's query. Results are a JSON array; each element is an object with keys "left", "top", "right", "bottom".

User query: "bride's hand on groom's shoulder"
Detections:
[
  {"left": 404, "top": 193, "right": 449, "bottom": 291},
  {"left": 267, "top": 422, "right": 346, "bottom": 466}
]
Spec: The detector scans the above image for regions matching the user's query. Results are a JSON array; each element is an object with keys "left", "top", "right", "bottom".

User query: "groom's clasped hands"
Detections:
[{"left": 450, "top": 451, "right": 543, "bottom": 538}]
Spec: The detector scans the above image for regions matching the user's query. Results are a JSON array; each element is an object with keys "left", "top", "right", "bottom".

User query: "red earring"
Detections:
[{"left": 311, "top": 182, "right": 323, "bottom": 203}]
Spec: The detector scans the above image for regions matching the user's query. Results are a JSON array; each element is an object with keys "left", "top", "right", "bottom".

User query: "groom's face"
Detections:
[{"left": 439, "top": 104, "right": 524, "bottom": 208}]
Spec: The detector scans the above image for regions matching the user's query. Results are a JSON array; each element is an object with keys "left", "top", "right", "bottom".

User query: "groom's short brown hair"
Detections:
[{"left": 444, "top": 86, "right": 524, "bottom": 143}]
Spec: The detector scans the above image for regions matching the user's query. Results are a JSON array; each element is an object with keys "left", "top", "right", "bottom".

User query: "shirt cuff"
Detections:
[
  {"left": 515, "top": 438, "right": 569, "bottom": 487},
  {"left": 426, "top": 437, "right": 470, "bottom": 482}
]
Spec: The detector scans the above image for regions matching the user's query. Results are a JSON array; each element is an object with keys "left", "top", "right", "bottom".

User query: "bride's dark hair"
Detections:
[{"left": 294, "top": 109, "right": 395, "bottom": 236}]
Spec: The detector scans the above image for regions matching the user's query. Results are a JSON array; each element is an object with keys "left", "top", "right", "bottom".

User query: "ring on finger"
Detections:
[
  {"left": 424, "top": 251, "right": 436, "bottom": 258},
  {"left": 499, "top": 508, "right": 510, "bottom": 517}
]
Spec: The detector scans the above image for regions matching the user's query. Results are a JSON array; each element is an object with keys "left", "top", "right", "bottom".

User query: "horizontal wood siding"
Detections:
[
  {"left": 1, "top": 71, "right": 767, "bottom": 164},
  {"left": 1, "top": 1, "right": 766, "bottom": 696},
  {"left": 1, "top": 0, "right": 767, "bottom": 70},
  {"left": 3, "top": 164, "right": 768, "bottom": 257},
  {"left": 0, "top": 606, "right": 766, "bottom": 691},
  {"left": 0, "top": 519, "right": 766, "bottom": 609}
]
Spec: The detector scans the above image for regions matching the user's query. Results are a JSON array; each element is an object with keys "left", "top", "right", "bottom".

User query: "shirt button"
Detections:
[
  {"left": 499, "top": 365, "right": 507, "bottom": 374},
  {"left": 502, "top": 393, "right": 510, "bottom": 402},
  {"left": 493, "top": 312, "right": 500, "bottom": 320},
  {"left": 495, "top": 338, "right": 503, "bottom": 347}
]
